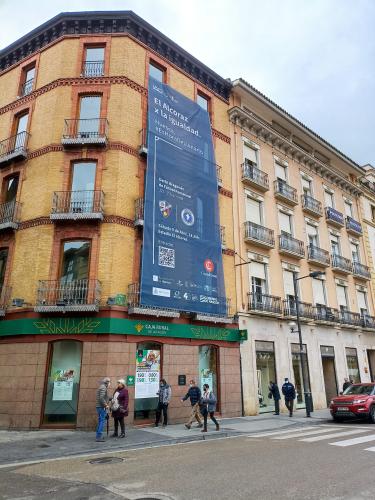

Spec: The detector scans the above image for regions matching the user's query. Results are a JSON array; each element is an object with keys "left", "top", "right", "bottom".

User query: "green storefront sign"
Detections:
[{"left": 0, "top": 317, "right": 247, "bottom": 343}]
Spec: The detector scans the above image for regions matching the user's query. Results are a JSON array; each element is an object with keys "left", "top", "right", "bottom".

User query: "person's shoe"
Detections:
[
  {"left": 110, "top": 433, "right": 118, "bottom": 438},
  {"left": 96, "top": 436, "right": 105, "bottom": 442},
  {"left": 197, "top": 423, "right": 203, "bottom": 428},
  {"left": 185, "top": 424, "right": 191, "bottom": 430},
  {"left": 216, "top": 424, "right": 220, "bottom": 431},
  {"left": 274, "top": 413, "right": 279, "bottom": 415},
  {"left": 289, "top": 413, "right": 293, "bottom": 417},
  {"left": 119, "top": 433, "right": 125, "bottom": 438},
  {"left": 201, "top": 428, "right": 207, "bottom": 433},
  {"left": 162, "top": 424, "right": 167, "bottom": 428}
]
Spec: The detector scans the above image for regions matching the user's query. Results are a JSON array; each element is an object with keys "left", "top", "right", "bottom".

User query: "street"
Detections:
[{"left": 1, "top": 417, "right": 375, "bottom": 499}]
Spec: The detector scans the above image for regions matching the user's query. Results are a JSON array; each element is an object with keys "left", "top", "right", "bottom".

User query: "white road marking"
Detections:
[
  {"left": 300, "top": 429, "right": 367, "bottom": 442},
  {"left": 364, "top": 446, "right": 375, "bottom": 452},
  {"left": 247, "top": 426, "right": 318, "bottom": 438},
  {"left": 273, "top": 428, "right": 343, "bottom": 440},
  {"left": 330, "top": 434, "right": 375, "bottom": 447}
]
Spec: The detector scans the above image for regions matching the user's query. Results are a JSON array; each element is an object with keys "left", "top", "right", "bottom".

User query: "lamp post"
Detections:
[{"left": 291, "top": 270, "right": 325, "bottom": 418}]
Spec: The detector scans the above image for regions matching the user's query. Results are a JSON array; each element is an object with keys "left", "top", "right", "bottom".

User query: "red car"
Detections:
[{"left": 330, "top": 383, "right": 375, "bottom": 422}]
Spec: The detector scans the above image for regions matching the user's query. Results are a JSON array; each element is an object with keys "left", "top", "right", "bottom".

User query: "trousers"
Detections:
[
  {"left": 285, "top": 399, "right": 294, "bottom": 415},
  {"left": 203, "top": 410, "right": 219, "bottom": 430},
  {"left": 186, "top": 403, "right": 202, "bottom": 426},
  {"left": 155, "top": 402, "right": 169, "bottom": 426},
  {"left": 96, "top": 407, "right": 107, "bottom": 438}
]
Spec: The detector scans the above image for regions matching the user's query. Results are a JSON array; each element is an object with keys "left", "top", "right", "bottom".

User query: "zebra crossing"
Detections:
[{"left": 247, "top": 424, "right": 375, "bottom": 454}]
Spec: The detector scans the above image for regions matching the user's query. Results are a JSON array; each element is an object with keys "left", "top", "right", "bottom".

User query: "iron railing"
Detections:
[
  {"left": 127, "top": 282, "right": 180, "bottom": 318},
  {"left": 273, "top": 179, "right": 298, "bottom": 204},
  {"left": 301, "top": 194, "right": 322, "bottom": 216},
  {"left": 0, "top": 131, "right": 29, "bottom": 163},
  {"left": 279, "top": 233, "right": 305, "bottom": 257},
  {"left": 0, "top": 200, "right": 20, "bottom": 229},
  {"left": 51, "top": 191, "right": 104, "bottom": 219},
  {"left": 362, "top": 314, "right": 375, "bottom": 329},
  {"left": 62, "top": 118, "right": 108, "bottom": 144},
  {"left": 20, "top": 78, "right": 34, "bottom": 96},
  {"left": 241, "top": 161, "right": 269, "bottom": 190},
  {"left": 283, "top": 299, "right": 316, "bottom": 320},
  {"left": 325, "top": 207, "right": 344, "bottom": 227},
  {"left": 307, "top": 245, "right": 330, "bottom": 266},
  {"left": 0, "top": 285, "right": 11, "bottom": 315},
  {"left": 331, "top": 254, "right": 352, "bottom": 273},
  {"left": 346, "top": 216, "right": 362, "bottom": 235},
  {"left": 244, "top": 221, "right": 275, "bottom": 247},
  {"left": 35, "top": 278, "right": 101, "bottom": 312},
  {"left": 81, "top": 60, "right": 104, "bottom": 77},
  {"left": 339, "top": 309, "right": 362, "bottom": 327},
  {"left": 248, "top": 293, "right": 282, "bottom": 315},
  {"left": 352, "top": 261, "right": 371, "bottom": 279},
  {"left": 314, "top": 305, "right": 340, "bottom": 323}
]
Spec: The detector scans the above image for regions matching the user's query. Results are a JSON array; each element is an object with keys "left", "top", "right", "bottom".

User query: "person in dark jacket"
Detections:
[
  {"left": 95, "top": 377, "right": 111, "bottom": 442},
  {"left": 110, "top": 379, "right": 129, "bottom": 438},
  {"left": 155, "top": 378, "right": 172, "bottom": 427},
  {"left": 181, "top": 379, "right": 203, "bottom": 429},
  {"left": 268, "top": 381, "right": 281, "bottom": 415},
  {"left": 200, "top": 383, "right": 219, "bottom": 432},
  {"left": 342, "top": 378, "right": 352, "bottom": 392},
  {"left": 282, "top": 378, "right": 296, "bottom": 417}
]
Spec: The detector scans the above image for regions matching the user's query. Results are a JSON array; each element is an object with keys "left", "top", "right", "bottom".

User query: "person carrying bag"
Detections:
[
  {"left": 110, "top": 379, "right": 129, "bottom": 438},
  {"left": 200, "top": 383, "right": 220, "bottom": 432}
]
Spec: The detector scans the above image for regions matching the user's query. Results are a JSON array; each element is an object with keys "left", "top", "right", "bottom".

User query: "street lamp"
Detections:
[{"left": 291, "top": 270, "right": 325, "bottom": 417}]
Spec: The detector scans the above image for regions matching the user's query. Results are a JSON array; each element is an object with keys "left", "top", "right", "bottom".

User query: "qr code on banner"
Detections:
[{"left": 158, "top": 246, "right": 175, "bottom": 268}]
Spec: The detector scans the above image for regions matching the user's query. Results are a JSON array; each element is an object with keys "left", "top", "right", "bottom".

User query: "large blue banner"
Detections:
[{"left": 140, "top": 77, "right": 226, "bottom": 316}]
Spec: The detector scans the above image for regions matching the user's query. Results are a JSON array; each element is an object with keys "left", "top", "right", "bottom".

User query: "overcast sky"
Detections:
[{"left": 1, "top": 0, "right": 374, "bottom": 166}]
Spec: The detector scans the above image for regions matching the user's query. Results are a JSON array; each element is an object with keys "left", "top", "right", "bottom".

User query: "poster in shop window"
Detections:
[
  {"left": 135, "top": 349, "right": 161, "bottom": 399},
  {"left": 140, "top": 76, "right": 226, "bottom": 315},
  {"left": 52, "top": 369, "right": 75, "bottom": 401}
]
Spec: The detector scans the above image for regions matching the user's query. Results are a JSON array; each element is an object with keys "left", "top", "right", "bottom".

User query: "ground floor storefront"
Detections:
[
  {"left": 0, "top": 315, "right": 245, "bottom": 429},
  {"left": 239, "top": 313, "right": 375, "bottom": 416}
]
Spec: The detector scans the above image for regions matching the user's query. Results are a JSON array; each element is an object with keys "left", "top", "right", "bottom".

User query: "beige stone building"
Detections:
[{"left": 229, "top": 79, "right": 375, "bottom": 415}]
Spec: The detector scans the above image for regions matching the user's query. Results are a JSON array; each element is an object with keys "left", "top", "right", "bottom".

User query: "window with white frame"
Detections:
[
  {"left": 330, "top": 233, "right": 340, "bottom": 255},
  {"left": 357, "top": 290, "right": 368, "bottom": 316},
  {"left": 336, "top": 284, "right": 348, "bottom": 311},
  {"left": 306, "top": 222, "right": 319, "bottom": 247},
  {"left": 243, "top": 143, "right": 258, "bottom": 167},
  {"left": 246, "top": 196, "right": 262, "bottom": 225},
  {"left": 250, "top": 261, "right": 268, "bottom": 300},
  {"left": 275, "top": 162, "right": 287, "bottom": 182},
  {"left": 301, "top": 176, "right": 312, "bottom": 196},
  {"left": 278, "top": 211, "right": 292, "bottom": 235},
  {"left": 283, "top": 270, "right": 296, "bottom": 304},
  {"left": 350, "top": 241, "right": 360, "bottom": 263},
  {"left": 324, "top": 189, "right": 334, "bottom": 208},
  {"left": 312, "top": 278, "right": 327, "bottom": 306},
  {"left": 344, "top": 199, "right": 353, "bottom": 217}
]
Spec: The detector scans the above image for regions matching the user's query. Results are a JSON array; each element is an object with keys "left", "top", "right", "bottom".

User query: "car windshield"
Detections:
[{"left": 343, "top": 385, "right": 374, "bottom": 396}]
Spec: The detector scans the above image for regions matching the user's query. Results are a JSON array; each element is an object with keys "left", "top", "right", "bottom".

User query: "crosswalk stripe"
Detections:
[
  {"left": 364, "top": 446, "right": 375, "bottom": 452},
  {"left": 300, "top": 429, "right": 367, "bottom": 442},
  {"left": 330, "top": 434, "right": 375, "bottom": 447},
  {"left": 247, "top": 426, "right": 318, "bottom": 438},
  {"left": 273, "top": 428, "right": 343, "bottom": 440}
]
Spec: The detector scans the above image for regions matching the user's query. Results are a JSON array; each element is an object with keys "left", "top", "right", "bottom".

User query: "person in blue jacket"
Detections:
[
  {"left": 282, "top": 378, "right": 296, "bottom": 417},
  {"left": 268, "top": 381, "right": 281, "bottom": 415}
]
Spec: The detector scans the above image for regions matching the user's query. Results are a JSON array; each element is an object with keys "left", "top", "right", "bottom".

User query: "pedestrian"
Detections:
[
  {"left": 200, "top": 383, "right": 219, "bottom": 432},
  {"left": 96, "top": 377, "right": 111, "bottom": 442},
  {"left": 342, "top": 378, "right": 351, "bottom": 392},
  {"left": 155, "top": 378, "right": 172, "bottom": 427},
  {"left": 282, "top": 377, "right": 296, "bottom": 417},
  {"left": 110, "top": 379, "right": 129, "bottom": 438},
  {"left": 268, "top": 380, "right": 281, "bottom": 415},
  {"left": 181, "top": 379, "right": 203, "bottom": 429}
]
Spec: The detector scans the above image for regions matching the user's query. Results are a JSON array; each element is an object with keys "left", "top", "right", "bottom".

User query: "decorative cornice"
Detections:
[
  {"left": 0, "top": 11, "right": 231, "bottom": 101},
  {"left": 212, "top": 129, "right": 230, "bottom": 144},
  {"left": 229, "top": 106, "right": 362, "bottom": 197},
  {"left": 223, "top": 248, "right": 235, "bottom": 257},
  {"left": 28, "top": 144, "right": 63, "bottom": 159},
  {"left": 102, "top": 215, "right": 134, "bottom": 227},
  {"left": 219, "top": 187, "right": 233, "bottom": 198},
  {"left": 107, "top": 141, "right": 139, "bottom": 157},
  {"left": 18, "top": 217, "right": 51, "bottom": 230}
]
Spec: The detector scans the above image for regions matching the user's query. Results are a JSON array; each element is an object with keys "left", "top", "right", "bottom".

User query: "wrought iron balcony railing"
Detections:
[
  {"left": 0, "top": 285, "right": 11, "bottom": 316},
  {"left": 127, "top": 282, "right": 180, "bottom": 318},
  {"left": 283, "top": 299, "right": 316, "bottom": 320},
  {"left": 62, "top": 118, "right": 108, "bottom": 146},
  {"left": 307, "top": 245, "right": 330, "bottom": 267},
  {"left": 0, "top": 131, "right": 29, "bottom": 165},
  {"left": 241, "top": 161, "right": 269, "bottom": 191},
  {"left": 352, "top": 261, "right": 371, "bottom": 280},
  {"left": 35, "top": 278, "right": 101, "bottom": 312},
  {"left": 0, "top": 200, "right": 21, "bottom": 230},
  {"left": 20, "top": 78, "right": 34, "bottom": 96},
  {"left": 244, "top": 221, "right": 275, "bottom": 248},
  {"left": 301, "top": 194, "right": 322, "bottom": 217},
  {"left": 81, "top": 60, "right": 104, "bottom": 77},
  {"left": 273, "top": 179, "right": 298, "bottom": 205},
  {"left": 278, "top": 233, "right": 305, "bottom": 258},
  {"left": 346, "top": 216, "right": 362, "bottom": 236},
  {"left": 314, "top": 305, "right": 340, "bottom": 323},
  {"left": 339, "top": 309, "right": 362, "bottom": 327},
  {"left": 134, "top": 198, "right": 144, "bottom": 227},
  {"left": 139, "top": 128, "right": 148, "bottom": 155},
  {"left": 331, "top": 254, "right": 352, "bottom": 274},
  {"left": 362, "top": 314, "right": 375, "bottom": 330},
  {"left": 51, "top": 190, "right": 104, "bottom": 220},
  {"left": 248, "top": 292, "right": 282, "bottom": 316},
  {"left": 325, "top": 207, "right": 345, "bottom": 227}
]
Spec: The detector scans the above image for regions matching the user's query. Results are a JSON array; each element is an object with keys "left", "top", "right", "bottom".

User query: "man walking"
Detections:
[
  {"left": 268, "top": 380, "right": 281, "bottom": 415},
  {"left": 155, "top": 378, "right": 172, "bottom": 427},
  {"left": 181, "top": 379, "right": 203, "bottom": 429},
  {"left": 282, "top": 377, "right": 296, "bottom": 417},
  {"left": 96, "top": 377, "right": 111, "bottom": 442}
]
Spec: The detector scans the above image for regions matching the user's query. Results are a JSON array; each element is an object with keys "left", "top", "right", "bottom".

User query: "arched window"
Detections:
[{"left": 199, "top": 345, "right": 218, "bottom": 402}]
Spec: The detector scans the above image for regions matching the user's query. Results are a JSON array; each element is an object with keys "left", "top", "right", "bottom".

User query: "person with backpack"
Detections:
[
  {"left": 200, "top": 383, "right": 219, "bottom": 432},
  {"left": 110, "top": 379, "right": 129, "bottom": 438},
  {"left": 155, "top": 378, "right": 172, "bottom": 427},
  {"left": 282, "top": 377, "right": 296, "bottom": 417}
]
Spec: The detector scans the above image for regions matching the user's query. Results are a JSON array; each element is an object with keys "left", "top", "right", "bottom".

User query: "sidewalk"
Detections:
[{"left": 0, "top": 409, "right": 332, "bottom": 466}]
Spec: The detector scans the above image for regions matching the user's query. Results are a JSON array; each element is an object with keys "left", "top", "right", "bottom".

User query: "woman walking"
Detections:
[
  {"left": 111, "top": 379, "right": 129, "bottom": 438},
  {"left": 200, "top": 383, "right": 219, "bottom": 432}
]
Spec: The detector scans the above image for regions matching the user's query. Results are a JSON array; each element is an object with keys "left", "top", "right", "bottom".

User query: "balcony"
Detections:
[
  {"left": 195, "top": 298, "right": 234, "bottom": 324},
  {"left": 134, "top": 198, "right": 144, "bottom": 227},
  {"left": 331, "top": 254, "right": 352, "bottom": 274},
  {"left": 0, "top": 201, "right": 20, "bottom": 231},
  {"left": 20, "top": 78, "right": 34, "bottom": 96},
  {"left": 278, "top": 233, "right": 305, "bottom": 258},
  {"left": 283, "top": 300, "right": 316, "bottom": 321},
  {"left": 273, "top": 179, "right": 298, "bottom": 205},
  {"left": 339, "top": 309, "right": 362, "bottom": 328},
  {"left": 362, "top": 314, "right": 375, "bottom": 330},
  {"left": 346, "top": 216, "right": 362, "bottom": 236},
  {"left": 314, "top": 305, "right": 340, "bottom": 324},
  {"left": 0, "top": 131, "right": 29, "bottom": 165},
  {"left": 139, "top": 128, "right": 148, "bottom": 156},
  {"left": 352, "top": 261, "right": 371, "bottom": 280},
  {"left": 301, "top": 194, "right": 322, "bottom": 217},
  {"left": 81, "top": 60, "right": 104, "bottom": 77},
  {"left": 61, "top": 118, "right": 108, "bottom": 146},
  {"left": 50, "top": 191, "right": 104, "bottom": 221},
  {"left": 247, "top": 292, "right": 282, "bottom": 316},
  {"left": 35, "top": 279, "right": 101, "bottom": 313},
  {"left": 0, "top": 286, "right": 11, "bottom": 316},
  {"left": 127, "top": 283, "right": 180, "bottom": 318},
  {"left": 241, "top": 162, "right": 269, "bottom": 191},
  {"left": 325, "top": 207, "right": 344, "bottom": 227},
  {"left": 244, "top": 221, "right": 275, "bottom": 249},
  {"left": 216, "top": 165, "right": 223, "bottom": 187},
  {"left": 307, "top": 245, "right": 330, "bottom": 267}
]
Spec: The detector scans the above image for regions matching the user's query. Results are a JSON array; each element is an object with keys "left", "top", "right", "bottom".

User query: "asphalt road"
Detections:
[{"left": 1, "top": 422, "right": 375, "bottom": 500}]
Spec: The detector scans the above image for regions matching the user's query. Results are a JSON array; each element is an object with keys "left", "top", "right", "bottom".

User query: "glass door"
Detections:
[
  {"left": 255, "top": 341, "right": 276, "bottom": 413},
  {"left": 70, "top": 162, "right": 96, "bottom": 213},
  {"left": 199, "top": 345, "right": 218, "bottom": 402},
  {"left": 291, "top": 343, "right": 311, "bottom": 409},
  {"left": 78, "top": 96, "right": 101, "bottom": 137}
]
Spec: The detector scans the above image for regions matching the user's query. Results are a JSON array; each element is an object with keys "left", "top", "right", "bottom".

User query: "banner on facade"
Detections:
[
  {"left": 135, "top": 349, "right": 161, "bottom": 399},
  {"left": 140, "top": 76, "right": 226, "bottom": 315}
]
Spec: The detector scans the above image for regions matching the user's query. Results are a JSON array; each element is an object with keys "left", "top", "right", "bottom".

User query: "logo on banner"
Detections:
[
  {"left": 204, "top": 259, "right": 215, "bottom": 273},
  {"left": 159, "top": 201, "right": 172, "bottom": 218},
  {"left": 181, "top": 208, "right": 195, "bottom": 226}
]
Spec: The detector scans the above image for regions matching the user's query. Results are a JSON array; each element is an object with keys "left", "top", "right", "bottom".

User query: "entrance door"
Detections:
[
  {"left": 134, "top": 342, "right": 161, "bottom": 421},
  {"left": 291, "top": 343, "right": 311, "bottom": 409},
  {"left": 42, "top": 340, "right": 82, "bottom": 426},
  {"left": 320, "top": 346, "right": 338, "bottom": 406},
  {"left": 367, "top": 350, "right": 375, "bottom": 382},
  {"left": 255, "top": 341, "right": 277, "bottom": 413},
  {"left": 199, "top": 345, "right": 219, "bottom": 409}
]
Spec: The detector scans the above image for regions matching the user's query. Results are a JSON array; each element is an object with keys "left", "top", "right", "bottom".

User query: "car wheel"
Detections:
[{"left": 369, "top": 406, "right": 375, "bottom": 424}]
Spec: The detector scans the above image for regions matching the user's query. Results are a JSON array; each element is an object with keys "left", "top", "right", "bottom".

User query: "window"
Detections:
[
  {"left": 330, "top": 234, "right": 340, "bottom": 255},
  {"left": 15, "top": 113, "right": 28, "bottom": 136},
  {"left": 336, "top": 284, "right": 348, "bottom": 311},
  {"left": 312, "top": 278, "right": 326, "bottom": 305},
  {"left": 20, "top": 65, "right": 35, "bottom": 96},
  {"left": 83, "top": 46, "right": 105, "bottom": 77},
  {"left": 345, "top": 347, "right": 360, "bottom": 383},
  {"left": 344, "top": 200, "right": 353, "bottom": 218},
  {"left": 199, "top": 345, "right": 218, "bottom": 400},
  {"left": 78, "top": 96, "right": 101, "bottom": 136},
  {"left": 149, "top": 62, "right": 165, "bottom": 82},
  {"left": 197, "top": 93, "right": 209, "bottom": 112},
  {"left": 283, "top": 270, "right": 295, "bottom": 302},
  {"left": 135, "top": 342, "right": 161, "bottom": 420},
  {"left": 301, "top": 176, "right": 312, "bottom": 196},
  {"left": 324, "top": 190, "right": 334, "bottom": 208},
  {"left": 306, "top": 223, "right": 318, "bottom": 247},
  {"left": 357, "top": 290, "right": 368, "bottom": 316},
  {"left": 371, "top": 205, "right": 375, "bottom": 221},
  {"left": 278, "top": 211, "right": 292, "bottom": 235},
  {"left": 250, "top": 261, "right": 267, "bottom": 300},
  {"left": 246, "top": 197, "right": 262, "bottom": 225},
  {"left": 275, "top": 163, "right": 287, "bottom": 182},
  {"left": 3, "top": 176, "right": 19, "bottom": 204},
  {"left": 60, "top": 241, "right": 90, "bottom": 284},
  {"left": 70, "top": 162, "right": 97, "bottom": 213},
  {"left": 0, "top": 248, "right": 8, "bottom": 290},
  {"left": 243, "top": 143, "right": 258, "bottom": 166},
  {"left": 350, "top": 242, "right": 360, "bottom": 263}
]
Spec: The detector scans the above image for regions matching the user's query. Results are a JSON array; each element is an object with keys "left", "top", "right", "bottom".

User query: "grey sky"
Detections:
[{"left": 1, "top": 0, "right": 374, "bottom": 166}]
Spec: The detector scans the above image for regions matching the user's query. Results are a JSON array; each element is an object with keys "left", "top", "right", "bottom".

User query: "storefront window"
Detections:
[
  {"left": 42, "top": 340, "right": 82, "bottom": 426},
  {"left": 291, "top": 343, "right": 311, "bottom": 409},
  {"left": 346, "top": 347, "right": 361, "bottom": 383},
  {"left": 255, "top": 341, "right": 276, "bottom": 413},
  {"left": 134, "top": 342, "right": 161, "bottom": 420},
  {"left": 199, "top": 345, "right": 218, "bottom": 398}
]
